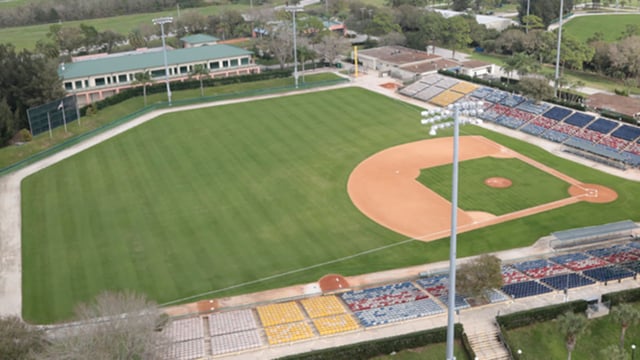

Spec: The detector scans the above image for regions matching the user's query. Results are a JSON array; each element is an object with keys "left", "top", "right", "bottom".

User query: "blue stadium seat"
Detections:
[
  {"left": 501, "top": 281, "right": 553, "bottom": 299},
  {"left": 543, "top": 106, "right": 573, "bottom": 121},
  {"left": 564, "top": 112, "right": 595, "bottom": 127},
  {"left": 611, "top": 124, "right": 640, "bottom": 141},
  {"left": 587, "top": 118, "right": 618, "bottom": 134}
]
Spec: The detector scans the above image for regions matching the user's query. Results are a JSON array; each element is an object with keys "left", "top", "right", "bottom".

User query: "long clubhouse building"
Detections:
[{"left": 59, "top": 43, "right": 260, "bottom": 106}]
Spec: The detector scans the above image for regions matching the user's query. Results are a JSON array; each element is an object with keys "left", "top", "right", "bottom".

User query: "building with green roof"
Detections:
[
  {"left": 60, "top": 44, "right": 259, "bottom": 105},
  {"left": 180, "top": 34, "right": 220, "bottom": 47}
]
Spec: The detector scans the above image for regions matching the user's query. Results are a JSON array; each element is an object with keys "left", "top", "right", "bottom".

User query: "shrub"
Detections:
[
  {"left": 602, "top": 288, "right": 640, "bottom": 306},
  {"left": 497, "top": 300, "right": 588, "bottom": 330},
  {"left": 18, "top": 129, "right": 32, "bottom": 142}
]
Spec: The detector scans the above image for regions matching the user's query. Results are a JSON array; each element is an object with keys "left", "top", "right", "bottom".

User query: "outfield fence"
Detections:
[{"left": 0, "top": 78, "right": 349, "bottom": 177}]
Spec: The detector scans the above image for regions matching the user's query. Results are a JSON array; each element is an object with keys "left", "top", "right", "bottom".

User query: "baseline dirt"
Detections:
[{"left": 347, "top": 135, "right": 618, "bottom": 241}]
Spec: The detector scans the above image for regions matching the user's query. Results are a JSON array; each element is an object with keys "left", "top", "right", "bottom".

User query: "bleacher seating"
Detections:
[
  {"left": 340, "top": 282, "right": 429, "bottom": 312},
  {"left": 586, "top": 245, "right": 639, "bottom": 264},
  {"left": 470, "top": 87, "right": 495, "bottom": 99},
  {"left": 549, "top": 252, "right": 609, "bottom": 271},
  {"left": 572, "top": 128, "right": 606, "bottom": 143},
  {"left": 499, "top": 94, "right": 526, "bottom": 108},
  {"left": 485, "top": 90, "right": 508, "bottom": 103},
  {"left": 530, "top": 116, "right": 557, "bottom": 129},
  {"left": 543, "top": 106, "right": 573, "bottom": 121},
  {"left": 564, "top": 137, "right": 627, "bottom": 163},
  {"left": 501, "top": 281, "right": 553, "bottom": 299},
  {"left": 621, "top": 261, "right": 640, "bottom": 274},
  {"left": 434, "top": 77, "right": 459, "bottom": 89},
  {"left": 511, "top": 259, "right": 570, "bottom": 279},
  {"left": 516, "top": 100, "right": 551, "bottom": 115},
  {"left": 612, "top": 124, "right": 640, "bottom": 142},
  {"left": 583, "top": 265, "right": 635, "bottom": 282},
  {"left": 209, "top": 309, "right": 259, "bottom": 335},
  {"left": 621, "top": 151, "right": 640, "bottom": 167},
  {"left": 564, "top": 112, "right": 595, "bottom": 127},
  {"left": 164, "top": 317, "right": 204, "bottom": 342},
  {"left": 540, "top": 129, "right": 570, "bottom": 143},
  {"left": 599, "top": 135, "right": 630, "bottom": 151},
  {"left": 417, "top": 274, "right": 450, "bottom": 296},
  {"left": 430, "top": 90, "right": 464, "bottom": 107},
  {"left": 421, "top": 74, "right": 441, "bottom": 85},
  {"left": 300, "top": 296, "right": 347, "bottom": 318},
  {"left": 165, "top": 339, "right": 206, "bottom": 360},
  {"left": 501, "top": 266, "right": 531, "bottom": 284},
  {"left": 438, "top": 294, "right": 471, "bottom": 310},
  {"left": 450, "top": 81, "right": 478, "bottom": 94},
  {"left": 414, "top": 86, "right": 446, "bottom": 101},
  {"left": 312, "top": 314, "right": 360, "bottom": 335},
  {"left": 264, "top": 322, "right": 314, "bottom": 345},
  {"left": 588, "top": 118, "right": 618, "bottom": 134},
  {"left": 485, "top": 289, "right": 509, "bottom": 303},
  {"left": 256, "top": 301, "right": 305, "bottom": 327},
  {"left": 399, "top": 81, "right": 430, "bottom": 97},
  {"left": 550, "top": 122, "right": 581, "bottom": 138},
  {"left": 540, "top": 273, "right": 595, "bottom": 290},
  {"left": 210, "top": 330, "right": 263, "bottom": 356},
  {"left": 626, "top": 141, "right": 640, "bottom": 155},
  {"left": 520, "top": 123, "right": 547, "bottom": 136},
  {"left": 354, "top": 298, "right": 444, "bottom": 327}
]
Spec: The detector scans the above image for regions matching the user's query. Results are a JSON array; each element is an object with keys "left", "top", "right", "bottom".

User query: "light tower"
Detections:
[
  {"left": 420, "top": 100, "right": 484, "bottom": 360},
  {"left": 153, "top": 16, "right": 173, "bottom": 106},
  {"left": 285, "top": 5, "right": 303, "bottom": 89}
]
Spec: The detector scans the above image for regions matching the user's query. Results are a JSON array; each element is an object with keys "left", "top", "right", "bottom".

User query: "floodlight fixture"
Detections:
[{"left": 153, "top": 16, "right": 173, "bottom": 106}]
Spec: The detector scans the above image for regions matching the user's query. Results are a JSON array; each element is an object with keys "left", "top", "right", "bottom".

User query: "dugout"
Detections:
[{"left": 549, "top": 220, "right": 639, "bottom": 250}]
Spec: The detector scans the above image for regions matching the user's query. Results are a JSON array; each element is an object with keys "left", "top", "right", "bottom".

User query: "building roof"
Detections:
[
  {"left": 461, "top": 60, "right": 492, "bottom": 69},
  {"left": 359, "top": 46, "right": 440, "bottom": 66},
  {"left": 587, "top": 93, "right": 640, "bottom": 118},
  {"left": 180, "top": 34, "right": 220, "bottom": 44},
  {"left": 400, "top": 58, "right": 459, "bottom": 73},
  {"left": 60, "top": 45, "right": 252, "bottom": 79}
]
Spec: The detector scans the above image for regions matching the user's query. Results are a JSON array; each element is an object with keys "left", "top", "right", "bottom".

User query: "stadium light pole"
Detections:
[
  {"left": 554, "top": 0, "right": 564, "bottom": 98},
  {"left": 421, "top": 100, "right": 483, "bottom": 360},
  {"left": 153, "top": 16, "right": 173, "bottom": 106},
  {"left": 285, "top": 5, "right": 303, "bottom": 89},
  {"left": 632, "top": 344, "right": 637, "bottom": 360}
]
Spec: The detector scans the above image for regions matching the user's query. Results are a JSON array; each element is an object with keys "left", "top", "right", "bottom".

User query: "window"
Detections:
[
  {"left": 222, "top": 60, "right": 229, "bottom": 68},
  {"left": 64, "top": 82, "right": 73, "bottom": 90},
  {"left": 84, "top": 80, "right": 89, "bottom": 88},
  {"left": 95, "top": 78, "right": 105, "bottom": 86},
  {"left": 241, "top": 57, "right": 249, "bottom": 65},
  {"left": 230, "top": 59, "right": 238, "bottom": 67},
  {"left": 118, "top": 74, "right": 127, "bottom": 83},
  {"left": 180, "top": 66, "right": 188, "bottom": 74},
  {"left": 151, "top": 69, "right": 165, "bottom": 78},
  {"left": 74, "top": 80, "right": 82, "bottom": 89},
  {"left": 210, "top": 61, "right": 220, "bottom": 69}
]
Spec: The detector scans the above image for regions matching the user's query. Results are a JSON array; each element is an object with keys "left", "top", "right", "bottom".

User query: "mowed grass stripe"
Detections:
[
  {"left": 418, "top": 157, "right": 570, "bottom": 215},
  {"left": 22, "top": 88, "right": 640, "bottom": 323}
]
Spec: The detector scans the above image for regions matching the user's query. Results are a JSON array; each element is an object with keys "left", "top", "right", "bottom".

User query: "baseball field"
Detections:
[{"left": 21, "top": 87, "right": 640, "bottom": 323}]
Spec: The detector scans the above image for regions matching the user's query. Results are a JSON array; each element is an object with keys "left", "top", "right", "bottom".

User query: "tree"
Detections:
[
  {"left": 0, "top": 315, "right": 46, "bottom": 359},
  {"left": 190, "top": 64, "right": 210, "bottom": 97},
  {"left": 557, "top": 311, "right": 589, "bottom": 360},
  {"left": 99, "top": 30, "right": 125, "bottom": 53},
  {"left": 0, "top": 97, "right": 15, "bottom": 146},
  {"left": 314, "top": 32, "right": 351, "bottom": 65},
  {"left": 38, "top": 291, "right": 168, "bottom": 360},
  {"left": 443, "top": 16, "right": 471, "bottom": 59},
  {"left": 522, "top": 15, "right": 544, "bottom": 31},
  {"left": 518, "top": 76, "right": 554, "bottom": 103},
  {"left": 599, "top": 344, "right": 627, "bottom": 360},
  {"left": 518, "top": 0, "right": 574, "bottom": 27},
  {"left": 611, "top": 303, "right": 640, "bottom": 349},
  {"left": 456, "top": 254, "right": 503, "bottom": 301},
  {"left": 133, "top": 71, "right": 153, "bottom": 106}
]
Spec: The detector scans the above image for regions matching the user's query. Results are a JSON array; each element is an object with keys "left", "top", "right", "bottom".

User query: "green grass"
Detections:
[
  {"left": 564, "top": 14, "right": 640, "bottom": 43},
  {"left": 20, "top": 88, "right": 640, "bottom": 324},
  {"left": 0, "top": 73, "right": 340, "bottom": 170},
  {"left": 506, "top": 303, "right": 640, "bottom": 359},
  {"left": 0, "top": 4, "right": 246, "bottom": 50},
  {"left": 417, "top": 157, "right": 570, "bottom": 215},
  {"left": 373, "top": 341, "right": 470, "bottom": 359}
]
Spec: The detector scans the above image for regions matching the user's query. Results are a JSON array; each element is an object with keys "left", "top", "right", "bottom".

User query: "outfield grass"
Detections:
[
  {"left": 564, "top": 14, "right": 640, "bottom": 43},
  {"left": 417, "top": 157, "right": 570, "bottom": 215},
  {"left": 374, "top": 340, "right": 470, "bottom": 359},
  {"left": 0, "top": 4, "right": 246, "bottom": 50},
  {"left": 21, "top": 88, "right": 640, "bottom": 323},
  {"left": 506, "top": 302, "right": 640, "bottom": 359},
  {"left": 0, "top": 73, "right": 340, "bottom": 170}
]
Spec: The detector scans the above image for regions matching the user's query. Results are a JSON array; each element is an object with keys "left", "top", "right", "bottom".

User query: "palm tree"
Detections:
[
  {"left": 132, "top": 71, "right": 153, "bottom": 106},
  {"left": 190, "top": 64, "right": 210, "bottom": 97},
  {"left": 611, "top": 303, "right": 640, "bottom": 349},
  {"left": 557, "top": 311, "right": 590, "bottom": 360}
]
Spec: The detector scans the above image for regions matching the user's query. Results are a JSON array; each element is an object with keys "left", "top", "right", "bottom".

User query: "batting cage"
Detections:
[{"left": 27, "top": 96, "right": 80, "bottom": 136}]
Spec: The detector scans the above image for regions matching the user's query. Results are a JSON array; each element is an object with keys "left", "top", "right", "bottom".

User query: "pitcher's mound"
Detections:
[
  {"left": 319, "top": 274, "right": 350, "bottom": 293},
  {"left": 484, "top": 177, "right": 512, "bottom": 188}
]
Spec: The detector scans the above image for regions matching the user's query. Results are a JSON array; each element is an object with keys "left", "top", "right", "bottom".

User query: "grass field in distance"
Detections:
[
  {"left": 563, "top": 14, "right": 640, "bottom": 43},
  {"left": 21, "top": 88, "right": 640, "bottom": 323}
]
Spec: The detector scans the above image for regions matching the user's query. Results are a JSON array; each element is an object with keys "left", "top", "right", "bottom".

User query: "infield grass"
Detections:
[
  {"left": 21, "top": 88, "right": 640, "bottom": 323},
  {"left": 417, "top": 157, "right": 571, "bottom": 215}
]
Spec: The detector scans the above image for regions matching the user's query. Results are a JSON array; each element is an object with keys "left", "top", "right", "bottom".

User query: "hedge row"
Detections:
[
  {"left": 80, "top": 69, "right": 293, "bottom": 115},
  {"left": 496, "top": 300, "right": 588, "bottom": 330},
  {"left": 598, "top": 108, "right": 638, "bottom": 126},
  {"left": 278, "top": 324, "right": 474, "bottom": 360},
  {"left": 602, "top": 288, "right": 640, "bottom": 306}
]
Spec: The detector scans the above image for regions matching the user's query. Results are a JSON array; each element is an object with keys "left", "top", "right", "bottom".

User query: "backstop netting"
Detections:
[{"left": 27, "top": 96, "right": 79, "bottom": 136}]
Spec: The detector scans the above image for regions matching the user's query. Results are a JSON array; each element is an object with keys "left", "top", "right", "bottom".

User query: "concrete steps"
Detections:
[{"left": 466, "top": 323, "right": 511, "bottom": 360}]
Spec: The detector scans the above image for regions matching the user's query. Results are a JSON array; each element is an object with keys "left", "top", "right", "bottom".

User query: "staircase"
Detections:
[{"left": 465, "top": 322, "right": 511, "bottom": 360}]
